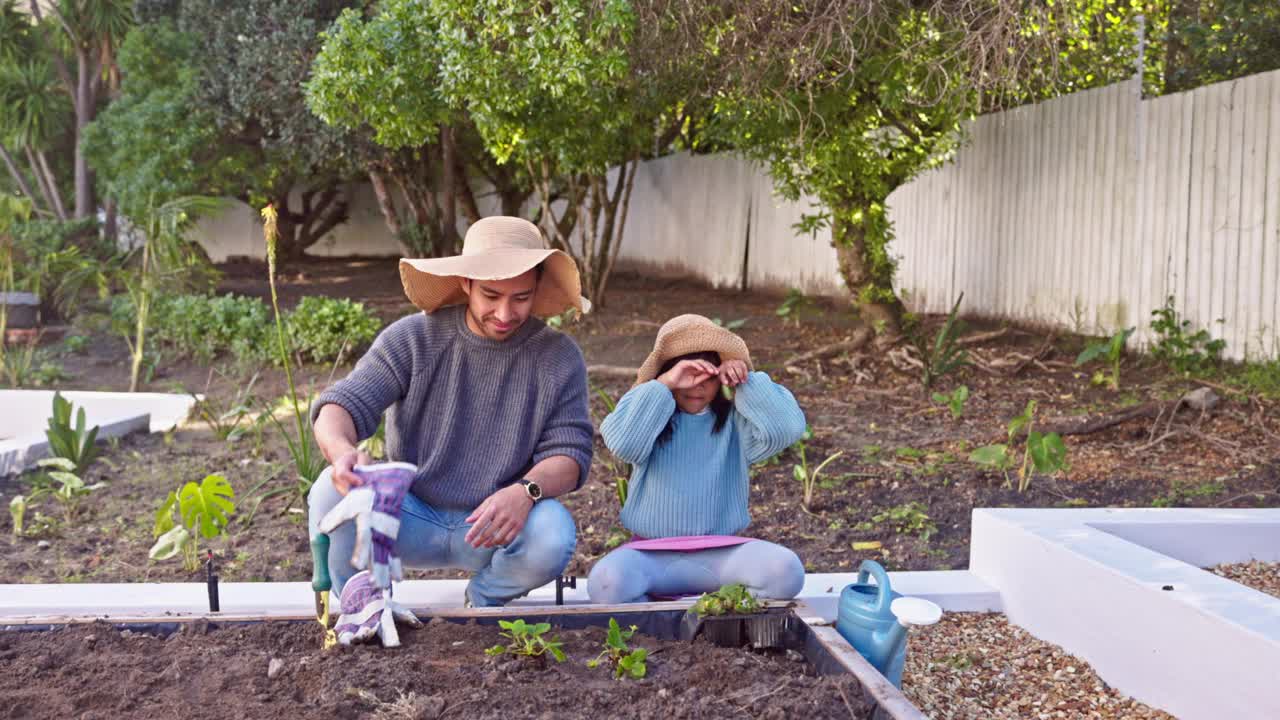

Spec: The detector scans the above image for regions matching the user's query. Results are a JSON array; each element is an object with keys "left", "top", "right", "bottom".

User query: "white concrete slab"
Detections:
[
  {"left": 0, "top": 390, "right": 197, "bottom": 476},
  {"left": 0, "top": 571, "right": 999, "bottom": 624},
  {"left": 970, "top": 508, "right": 1280, "bottom": 720}
]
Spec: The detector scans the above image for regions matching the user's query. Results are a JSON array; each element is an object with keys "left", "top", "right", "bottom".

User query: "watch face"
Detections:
[{"left": 524, "top": 480, "right": 543, "bottom": 500}]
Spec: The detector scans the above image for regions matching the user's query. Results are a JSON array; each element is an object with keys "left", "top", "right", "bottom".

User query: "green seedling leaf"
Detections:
[
  {"left": 153, "top": 491, "right": 178, "bottom": 538},
  {"left": 178, "top": 473, "right": 236, "bottom": 539},
  {"left": 149, "top": 525, "right": 191, "bottom": 561},
  {"left": 618, "top": 649, "right": 648, "bottom": 679},
  {"left": 1028, "top": 432, "right": 1068, "bottom": 474},
  {"left": 1075, "top": 343, "right": 1106, "bottom": 365},
  {"left": 9, "top": 495, "right": 26, "bottom": 536},
  {"left": 36, "top": 458, "right": 76, "bottom": 472},
  {"left": 969, "top": 444, "right": 1010, "bottom": 468}
]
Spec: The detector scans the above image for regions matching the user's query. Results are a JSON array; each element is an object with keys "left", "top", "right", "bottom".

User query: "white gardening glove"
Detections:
[
  {"left": 332, "top": 570, "right": 423, "bottom": 647},
  {"left": 318, "top": 462, "right": 416, "bottom": 589}
]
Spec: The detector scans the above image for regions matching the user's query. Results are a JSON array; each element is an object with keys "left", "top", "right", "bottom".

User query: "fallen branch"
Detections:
[
  {"left": 587, "top": 364, "right": 638, "bottom": 380},
  {"left": 1006, "top": 334, "right": 1057, "bottom": 376},
  {"left": 784, "top": 328, "right": 873, "bottom": 366},
  {"left": 956, "top": 327, "right": 1009, "bottom": 347}
]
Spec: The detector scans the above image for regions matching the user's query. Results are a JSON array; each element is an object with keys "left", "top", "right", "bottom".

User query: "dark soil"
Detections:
[
  {"left": 0, "top": 619, "right": 869, "bottom": 720},
  {"left": 2, "top": 257, "right": 1277, "bottom": 583}
]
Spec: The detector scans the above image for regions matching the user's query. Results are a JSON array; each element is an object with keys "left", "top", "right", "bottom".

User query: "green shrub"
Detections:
[
  {"left": 111, "top": 292, "right": 273, "bottom": 366},
  {"left": 287, "top": 296, "right": 381, "bottom": 364},
  {"left": 1150, "top": 296, "right": 1225, "bottom": 374}
]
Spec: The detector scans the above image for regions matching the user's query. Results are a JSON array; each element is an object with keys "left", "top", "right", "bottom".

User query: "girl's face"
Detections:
[{"left": 673, "top": 373, "right": 721, "bottom": 415}]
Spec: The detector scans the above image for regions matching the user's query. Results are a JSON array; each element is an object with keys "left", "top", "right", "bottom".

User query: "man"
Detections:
[{"left": 308, "top": 216, "right": 593, "bottom": 607}]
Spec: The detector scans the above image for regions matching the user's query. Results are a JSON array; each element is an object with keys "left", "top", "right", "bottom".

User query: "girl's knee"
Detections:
[
  {"left": 736, "top": 542, "right": 805, "bottom": 599},
  {"left": 587, "top": 550, "right": 649, "bottom": 604}
]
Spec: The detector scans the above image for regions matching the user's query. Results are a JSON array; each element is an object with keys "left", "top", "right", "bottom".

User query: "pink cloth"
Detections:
[{"left": 621, "top": 535, "right": 753, "bottom": 552}]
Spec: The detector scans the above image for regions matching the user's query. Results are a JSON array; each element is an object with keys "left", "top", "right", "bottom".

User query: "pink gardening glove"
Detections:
[
  {"left": 318, "top": 461, "right": 416, "bottom": 589},
  {"left": 333, "top": 570, "right": 422, "bottom": 647}
]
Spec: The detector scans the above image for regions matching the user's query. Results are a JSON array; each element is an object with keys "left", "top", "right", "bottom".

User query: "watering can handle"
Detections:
[{"left": 855, "top": 559, "right": 893, "bottom": 613}]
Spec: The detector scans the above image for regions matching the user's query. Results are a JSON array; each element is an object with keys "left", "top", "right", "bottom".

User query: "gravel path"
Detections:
[
  {"left": 902, "top": 613, "right": 1174, "bottom": 719},
  {"left": 1208, "top": 560, "right": 1280, "bottom": 599}
]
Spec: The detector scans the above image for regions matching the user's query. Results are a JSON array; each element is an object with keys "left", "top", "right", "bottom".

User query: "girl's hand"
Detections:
[
  {"left": 657, "top": 358, "right": 719, "bottom": 390},
  {"left": 719, "top": 359, "right": 749, "bottom": 387}
]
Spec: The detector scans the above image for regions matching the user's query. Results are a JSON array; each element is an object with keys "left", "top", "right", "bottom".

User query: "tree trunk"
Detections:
[
  {"left": 27, "top": 147, "right": 67, "bottom": 221},
  {"left": 368, "top": 168, "right": 404, "bottom": 242},
  {"left": 74, "top": 51, "right": 96, "bottom": 220},
  {"left": 270, "top": 187, "right": 350, "bottom": 262},
  {"left": 440, "top": 125, "right": 459, "bottom": 247},
  {"left": 831, "top": 200, "right": 903, "bottom": 345},
  {"left": 0, "top": 144, "right": 42, "bottom": 212}
]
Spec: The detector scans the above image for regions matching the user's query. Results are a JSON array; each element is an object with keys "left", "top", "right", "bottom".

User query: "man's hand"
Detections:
[
  {"left": 464, "top": 484, "right": 534, "bottom": 549},
  {"left": 657, "top": 358, "right": 719, "bottom": 391},
  {"left": 718, "top": 359, "right": 749, "bottom": 387},
  {"left": 332, "top": 448, "right": 375, "bottom": 496}
]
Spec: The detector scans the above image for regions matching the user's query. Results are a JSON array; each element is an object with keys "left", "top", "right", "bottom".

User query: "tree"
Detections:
[
  {"left": 87, "top": 1, "right": 362, "bottom": 259},
  {"left": 25, "top": 0, "right": 133, "bottom": 220},
  {"left": 1164, "top": 0, "right": 1280, "bottom": 93},
  {"left": 310, "top": 0, "right": 693, "bottom": 304}
]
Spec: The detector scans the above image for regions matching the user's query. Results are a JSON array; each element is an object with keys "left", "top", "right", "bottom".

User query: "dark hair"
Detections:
[{"left": 654, "top": 351, "right": 732, "bottom": 447}]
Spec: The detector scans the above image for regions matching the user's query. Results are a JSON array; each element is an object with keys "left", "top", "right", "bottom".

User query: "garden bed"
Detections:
[
  {"left": 902, "top": 613, "right": 1174, "bottom": 719},
  {"left": 0, "top": 257, "right": 1276, "bottom": 584},
  {"left": 1208, "top": 560, "right": 1280, "bottom": 599},
  {"left": 0, "top": 611, "right": 874, "bottom": 720}
]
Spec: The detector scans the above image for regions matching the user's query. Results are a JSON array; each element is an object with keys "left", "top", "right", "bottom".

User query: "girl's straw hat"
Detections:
[
  {"left": 398, "top": 216, "right": 589, "bottom": 317},
  {"left": 635, "top": 314, "right": 752, "bottom": 385}
]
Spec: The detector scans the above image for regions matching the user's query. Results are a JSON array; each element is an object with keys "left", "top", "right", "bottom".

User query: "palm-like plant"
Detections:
[{"left": 120, "top": 194, "right": 223, "bottom": 391}]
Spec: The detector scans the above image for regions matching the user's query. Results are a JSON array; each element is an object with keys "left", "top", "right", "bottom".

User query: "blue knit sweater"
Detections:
[{"left": 601, "top": 372, "right": 807, "bottom": 538}]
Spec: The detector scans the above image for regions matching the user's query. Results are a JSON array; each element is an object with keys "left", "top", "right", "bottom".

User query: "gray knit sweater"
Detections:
[{"left": 311, "top": 305, "right": 593, "bottom": 510}]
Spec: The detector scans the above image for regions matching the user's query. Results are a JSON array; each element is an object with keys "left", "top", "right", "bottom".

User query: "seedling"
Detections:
[
  {"left": 45, "top": 392, "right": 100, "bottom": 475},
  {"left": 857, "top": 502, "right": 936, "bottom": 541},
  {"left": 793, "top": 443, "right": 844, "bottom": 512},
  {"left": 586, "top": 618, "right": 648, "bottom": 680},
  {"left": 1074, "top": 327, "right": 1135, "bottom": 390},
  {"left": 9, "top": 496, "right": 25, "bottom": 536},
  {"left": 775, "top": 288, "right": 812, "bottom": 326},
  {"left": 150, "top": 473, "right": 237, "bottom": 572},
  {"left": 36, "top": 457, "right": 104, "bottom": 521},
  {"left": 485, "top": 619, "right": 566, "bottom": 662},
  {"left": 931, "top": 385, "right": 969, "bottom": 420},
  {"left": 969, "top": 400, "right": 1068, "bottom": 492},
  {"left": 691, "top": 583, "right": 763, "bottom": 617},
  {"left": 913, "top": 294, "right": 969, "bottom": 390},
  {"left": 193, "top": 370, "right": 263, "bottom": 443}
]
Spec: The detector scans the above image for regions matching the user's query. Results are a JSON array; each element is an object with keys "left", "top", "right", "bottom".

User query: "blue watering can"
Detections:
[{"left": 836, "top": 560, "right": 942, "bottom": 687}]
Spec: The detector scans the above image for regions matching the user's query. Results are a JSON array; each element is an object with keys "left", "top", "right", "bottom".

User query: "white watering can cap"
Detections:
[{"left": 891, "top": 596, "right": 943, "bottom": 627}]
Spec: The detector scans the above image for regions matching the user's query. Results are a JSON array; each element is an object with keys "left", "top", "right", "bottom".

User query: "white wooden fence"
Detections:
[
  {"left": 188, "top": 69, "right": 1280, "bottom": 360},
  {"left": 892, "top": 71, "right": 1280, "bottom": 360}
]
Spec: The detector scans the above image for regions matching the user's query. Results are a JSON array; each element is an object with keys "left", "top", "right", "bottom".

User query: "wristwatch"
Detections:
[{"left": 519, "top": 479, "right": 543, "bottom": 503}]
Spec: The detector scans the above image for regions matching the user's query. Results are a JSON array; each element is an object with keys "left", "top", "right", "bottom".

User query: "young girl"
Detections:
[{"left": 588, "top": 314, "right": 808, "bottom": 604}]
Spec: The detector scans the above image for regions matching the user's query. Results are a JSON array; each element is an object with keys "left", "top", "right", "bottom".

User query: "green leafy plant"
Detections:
[
  {"left": 193, "top": 371, "right": 263, "bottom": 443},
  {"left": 969, "top": 400, "right": 1068, "bottom": 492},
  {"left": 45, "top": 392, "right": 100, "bottom": 475},
  {"left": 591, "top": 385, "right": 630, "bottom": 508},
  {"left": 775, "top": 288, "right": 812, "bottom": 326},
  {"left": 35, "top": 458, "right": 104, "bottom": 522},
  {"left": 793, "top": 442, "right": 844, "bottom": 512},
  {"left": 690, "top": 583, "right": 763, "bottom": 617},
  {"left": 931, "top": 384, "right": 969, "bottom": 420},
  {"left": 586, "top": 618, "right": 648, "bottom": 680},
  {"left": 914, "top": 294, "right": 969, "bottom": 390},
  {"left": 9, "top": 496, "right": 26, "bottom": 536},
  {"left": 711, "top": 317, "right": 746, "bottom": 330},
  {"left": 857, "top": 502, "right": 936, "bottom": 541},
  {"left": 150, "top": 473, "right": 236, "bottom": 572},
  {"left": 1149, "top": 296, "right": 1226, "bottom": 375},
  {"left": 262, "top": 206, "right": 324, "bottom": 498},
  {"left": 485, "top": 619, "right": 566, "bottom": 663},
  {"left": 1074, "top": 327, "right": 1135, "bottom": 390},
  {"left": 60, "top": 334, "right": 90, "bottom": 354},
  {"left": 287, "top": 296, "right": 382, "bottom": 365}
]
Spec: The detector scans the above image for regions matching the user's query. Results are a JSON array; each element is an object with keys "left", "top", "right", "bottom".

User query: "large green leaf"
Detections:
[
  {"left": 153, "top": 491, "right": 178, "bottom": 538},
  {"left": 969, "top": 444, "right": 1009, "bottom": 468},
  {"left": 1028, "top": 431, "right": 1069, "bottom": 475},
  {"left": 178, "top": 473, "right": 235, "bottom": 539},
  {"left": 149, "top": 525, "right": 191, "bottom": 561}
]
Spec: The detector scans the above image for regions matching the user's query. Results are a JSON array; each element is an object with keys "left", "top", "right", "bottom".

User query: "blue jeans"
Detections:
[{"left": 307, "top": 467, "right": 577, "bottom": 607}]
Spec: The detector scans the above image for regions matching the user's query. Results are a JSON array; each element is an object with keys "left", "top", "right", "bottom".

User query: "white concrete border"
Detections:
[
  {"left": 0, "top": 390, "right": 197, "bottom": 476},
  {"left": 969, "top": 508, "right": 1280, "bottom": 720},
  {"left": 0, "top": 570, "right": 999, "bottom": 624}
]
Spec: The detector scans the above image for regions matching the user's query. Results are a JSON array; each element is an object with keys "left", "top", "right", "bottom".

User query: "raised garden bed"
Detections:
[
  {"left": 1208, "top": 560, "right": 1280, "bottom": 599},
  {"left": 0, "top": 609, "right": 885, "bottom": 720}
]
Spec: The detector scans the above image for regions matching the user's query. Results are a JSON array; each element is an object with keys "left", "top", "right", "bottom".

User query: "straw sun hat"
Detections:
[
  {"left": 635, "top": 314, "right": 753, "bottom": 385},
  {"left": 398, "top": 216, "right": 590, "bottom": 317}
]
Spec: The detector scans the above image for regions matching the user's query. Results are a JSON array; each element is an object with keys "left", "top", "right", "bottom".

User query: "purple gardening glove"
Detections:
[
  {"left": 333, "top": 570, "right": 422, "bottom": 647},
  {"left": 318, "top": 461, "right": 417, "bottom": 589}
]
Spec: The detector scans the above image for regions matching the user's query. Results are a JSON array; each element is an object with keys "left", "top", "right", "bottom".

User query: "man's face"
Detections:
[{"left": 461, "top": 270, "right": 538, "bottom": 341}]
